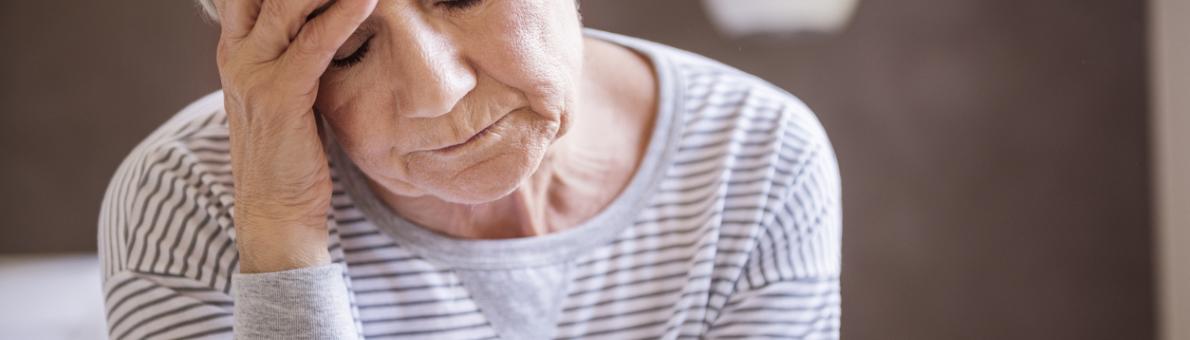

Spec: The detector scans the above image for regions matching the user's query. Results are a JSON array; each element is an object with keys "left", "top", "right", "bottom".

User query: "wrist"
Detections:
[{"left": 235, "top": 217, "right": 332, "bottom": 274}]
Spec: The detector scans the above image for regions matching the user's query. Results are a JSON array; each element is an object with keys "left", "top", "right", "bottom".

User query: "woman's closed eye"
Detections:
[
  {"left": 329, "top": 0, "right": 483, "bottom": 69},
  {"left": 437, "top": 0, "right": 484, "bottom": 11},
  {"left": 330, "top": 38, "right": 372, "bottom": 69}
]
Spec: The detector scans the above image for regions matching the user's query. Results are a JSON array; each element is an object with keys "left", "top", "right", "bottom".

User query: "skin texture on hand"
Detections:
[{"left": 212, "top": 0, "right": 378, "bottom": 273}]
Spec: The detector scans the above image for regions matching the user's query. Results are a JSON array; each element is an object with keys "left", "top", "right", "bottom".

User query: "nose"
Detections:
[{"left": 387, "top": 18, "right": 476, "bottom": 119}]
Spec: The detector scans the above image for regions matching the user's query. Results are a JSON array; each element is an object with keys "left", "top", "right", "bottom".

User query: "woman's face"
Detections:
[{"left": 313, "top": 0, "right": 583, "bottom": 204}]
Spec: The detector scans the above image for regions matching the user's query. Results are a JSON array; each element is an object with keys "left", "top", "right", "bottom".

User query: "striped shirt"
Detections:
[{"left": 98, "top": 30, "right": 842, "bottom": 340}]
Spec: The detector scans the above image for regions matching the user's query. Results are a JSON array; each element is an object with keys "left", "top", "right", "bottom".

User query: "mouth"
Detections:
[{"left": 428, "top": 113, "right": 512, "bottom": 154}]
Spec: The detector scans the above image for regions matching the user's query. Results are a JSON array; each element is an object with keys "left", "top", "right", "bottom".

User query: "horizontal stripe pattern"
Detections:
[{"left": 99, "top": 38, "right": 840, "bottom": 339}]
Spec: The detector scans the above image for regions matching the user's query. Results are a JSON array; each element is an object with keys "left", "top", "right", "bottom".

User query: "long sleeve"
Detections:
[
  {"left": 233, "top": 264, "right": 358, "bottom": 339},
  {"left": 98, "top": 100, "right": 359, "bottom": 340}
]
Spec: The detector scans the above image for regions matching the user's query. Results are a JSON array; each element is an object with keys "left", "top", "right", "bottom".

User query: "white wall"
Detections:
[
  {"left": 1152, "top": 0, "right": 1189, "bottom": 339},
  {"left": 0, "top": 255, "right": 106, "bottom": 340}
]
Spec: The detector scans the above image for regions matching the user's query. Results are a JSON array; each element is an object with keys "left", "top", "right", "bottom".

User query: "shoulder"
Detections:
[
  {"left": 635, "top": 36, "right": 842, "bottom": 278},
  {"left": 674, "top": 47, "right": 831, "bottom": 158},
  {"left": 643, "top": 35, "right": 837, "bottom": 207},
  {"left": 98, "top": 90, "right": 239, "bottom": 286},
  {"left": 603, "top": 30, "right": 835, "bottom": 180}
]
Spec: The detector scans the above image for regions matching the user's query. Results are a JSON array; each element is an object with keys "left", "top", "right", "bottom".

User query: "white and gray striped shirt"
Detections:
[{"left": 99, "top": 30, "right": 842, "bottom": 340}]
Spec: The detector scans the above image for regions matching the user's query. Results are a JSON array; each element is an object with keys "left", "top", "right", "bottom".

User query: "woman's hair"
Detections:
[
  {"left": 194, "top": 0, "right": 580, "bottom": 22},
  {"left": 195, "top": 0, "right": 218, "bottom": 21}
]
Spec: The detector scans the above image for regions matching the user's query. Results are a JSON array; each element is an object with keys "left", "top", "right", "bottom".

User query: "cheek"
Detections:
[
  {"left": 316, "top": 75, "right": 401, "bottom": 154},
  {"left": 318, "top": 93, "right": 375, "bottom": 151},
  {"left": 324, "top": 108, "right": 429, "bottom": 197},
  {"left": 316, "top": 84, "right": 438, "bottom": 197},
  {"left": 316, "top": 90, "right": 399, "bottom": 171},
  {"left": 466, "top": 0, "right": 584, "bottom": 120}
]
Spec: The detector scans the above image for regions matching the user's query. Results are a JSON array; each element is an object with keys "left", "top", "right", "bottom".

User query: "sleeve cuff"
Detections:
[{"left": 233, "top": 263, "right": 358, "bottom": 340}]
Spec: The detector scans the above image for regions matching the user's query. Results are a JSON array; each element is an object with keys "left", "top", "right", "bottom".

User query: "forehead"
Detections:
[
  {"left": 342, "top": 1, "right": 496, "bottom": 32},
  {"left": 349, "top": 0, "right": 566, "bottom": 38}
]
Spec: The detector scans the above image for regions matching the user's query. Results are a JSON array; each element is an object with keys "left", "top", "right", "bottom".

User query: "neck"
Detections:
[{"left": 372, "top": 37, "right": 657, "bottom": 240}]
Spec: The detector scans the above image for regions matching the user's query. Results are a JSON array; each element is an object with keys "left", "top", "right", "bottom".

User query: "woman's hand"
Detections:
[{"left": 214, "top": 0, "right": 377, "bottom": 273}]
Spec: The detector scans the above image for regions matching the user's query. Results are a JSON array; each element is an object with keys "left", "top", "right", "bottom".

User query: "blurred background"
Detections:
[{"left": 0, "top": 0, "right": 1186, "bottom": 339}]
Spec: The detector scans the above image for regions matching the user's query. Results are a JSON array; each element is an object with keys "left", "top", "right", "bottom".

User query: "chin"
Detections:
[
  {"left": 408, "top": 132, "right": 554, "bottom": 205},
  {"left": 424, "top": 155, "right": 537, "bottom": 204}
]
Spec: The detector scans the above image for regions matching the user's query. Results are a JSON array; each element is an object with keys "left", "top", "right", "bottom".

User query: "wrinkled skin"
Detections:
[
  {"left": 214, "top": 0, "right": 655, "bottom": 273},
  {"left": 317, "top": 0, "right": 584, "bottom": 204}
]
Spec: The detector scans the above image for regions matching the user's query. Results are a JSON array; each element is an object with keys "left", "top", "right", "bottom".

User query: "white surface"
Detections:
[
  {"left": 702, "top": 0, "right": 859, "bottom": 37},
  {"left": 1152, "top": 0, "right": 1190, "bottom": 339},
  {"left": 0, "top": 254, "right": 107, "bottom": 340}
]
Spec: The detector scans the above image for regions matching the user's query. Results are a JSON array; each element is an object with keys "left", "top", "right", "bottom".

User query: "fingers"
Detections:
[
  {"left": 216, "top": 0, "right": 263, "bottom": 41},
  {"left": 251, "top": 0, "right": 334, "bottom": 52},
  {"left": 284, "top": 0, "right": 378, "bottom": 79}
]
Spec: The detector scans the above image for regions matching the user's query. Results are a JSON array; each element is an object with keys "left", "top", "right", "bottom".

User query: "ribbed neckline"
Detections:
[{"left": 332, "top": 29, "right": 684, "bottom": 270}]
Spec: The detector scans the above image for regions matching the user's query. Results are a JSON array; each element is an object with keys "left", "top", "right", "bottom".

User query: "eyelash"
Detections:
[
  {"left": 330, "top": 38, "right": 371, "bottom": 69},
  {"left": 329, "top": 0, "right": 482, "bottom": 69},
  {"left": 438, "top": 0, "right": 484, "bottom": 11}
]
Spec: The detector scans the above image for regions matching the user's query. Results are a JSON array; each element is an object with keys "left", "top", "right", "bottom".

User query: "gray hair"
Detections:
[
  {"left": 195, "top": 0, "right": 582, "bottom": 23},
  {"left": 196, "top": 0, "right": 218, "bottom": 21}
]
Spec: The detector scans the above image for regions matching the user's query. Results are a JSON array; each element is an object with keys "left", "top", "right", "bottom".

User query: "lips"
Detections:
[{"left": 425, "top": 113, "right": 510, "bottom": 153}]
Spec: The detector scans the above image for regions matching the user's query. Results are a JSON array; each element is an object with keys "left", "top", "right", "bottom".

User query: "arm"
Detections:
[
  {"left": 99, "top": 140, "right": 359, "bottom": 340},
  {"left": 219, "top": 0, "right": 375, "bottom": 337},
  {"left": 100, "top": 0, "right": 376, "bottom": 337}
]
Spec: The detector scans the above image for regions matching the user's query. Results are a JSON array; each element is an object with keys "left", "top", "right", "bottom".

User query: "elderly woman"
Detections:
[{"left": 98, "top": 0, "right": 841, "bottom": 339}]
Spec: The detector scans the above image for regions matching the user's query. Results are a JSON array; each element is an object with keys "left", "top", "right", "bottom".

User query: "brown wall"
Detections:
[
  {"left": 0, "top": 0, "right": 1153, "bottom": 339},
  {"left": 0, "top": 1, "right": 222, "bottom": 252},
  {"left": 580, "top": 1, "right": 1153, "bottom": 339}
]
